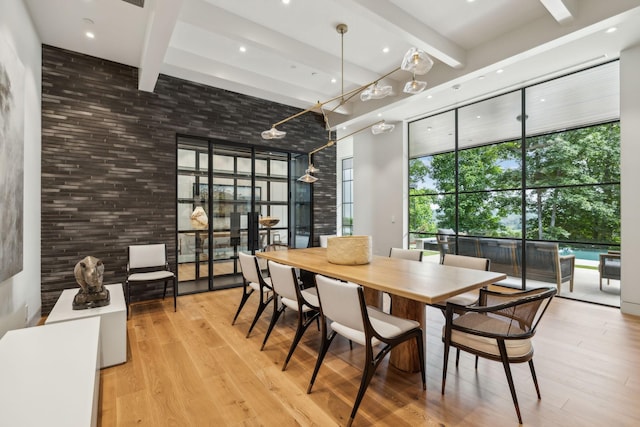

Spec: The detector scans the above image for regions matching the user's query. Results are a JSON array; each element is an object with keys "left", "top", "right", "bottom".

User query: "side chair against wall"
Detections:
[
  {"left": 126, "top": 243, "right": 177, "bottom": 317},
  {"left": 261, "top": 261, "right": 320, "bottom": 371},
  {"left": 232, "top": 252, "right": 274, "bottom": 338},
  {"left": 441, "top": 286, "right": 557, "bottom": 424},
  {"left": 309, "top": 275, "right": 426, "bottom": 427},
  {"left": 318, "top": 234, "right": 337, "bottom": 248}
]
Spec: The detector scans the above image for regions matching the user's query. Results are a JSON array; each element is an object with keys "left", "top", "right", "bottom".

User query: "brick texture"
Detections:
[{"left": 41, "top": 46, "right": 337, "bottom": 314}]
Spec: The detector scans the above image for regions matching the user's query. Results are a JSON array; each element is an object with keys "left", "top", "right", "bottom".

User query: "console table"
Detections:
[
  {"left": 46, "top": 283, "right": 127, "bottom": 368},
  {"left": 0, "top": 317, "right": 101, "bottom": 427}
]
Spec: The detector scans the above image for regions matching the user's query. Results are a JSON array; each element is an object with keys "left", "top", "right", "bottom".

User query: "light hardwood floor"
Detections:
[{"left": 98, "top": 289, "right": 640, "bottom": 426}]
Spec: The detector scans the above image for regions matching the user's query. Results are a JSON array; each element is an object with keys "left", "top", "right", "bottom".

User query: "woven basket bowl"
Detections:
[{"left": 326, "top": 235, "right": 372, "bottom": 265}]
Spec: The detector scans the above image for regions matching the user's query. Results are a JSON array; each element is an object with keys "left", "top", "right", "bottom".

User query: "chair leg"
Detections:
[
  {"left": 307, "top": 325, "right": 337, "bottom": 394},
  {"left": 529, "top": 359, "right": 541, "bottom": 399},
  {"left": 455, "top": 348, "right": 460, "bottom": 367},
  {"left": 162, "top": 280, "right": 167, "bottom": 299},
  {"left": 231, "top": 289, "right": 254, "bottom": 325},
  {"left": 475, "top": 355, "right": 479, "bottom": 370},
  {"left": 282, "top": 312, "right": 319, "bottom": 371},
  {"left": 173, "top": 277, "right": 177, "bottom": 312},
  {"left": 442, "top": 343, "right": 451, "bottom": 395},
  {"left": 246, "top": 295, "right": 273, "bottom": 338},
  {"left": 415, "top": 332, "right": 426, "bottom": 390},
  {"left": 348, "top": 353, "right": 377, "bottom": 427},
  {"left": 261, "top": 298, "right": 284, "bottom": 350},
  {"left": 498, "top": 340, "right": 523, "bottom": 424}
]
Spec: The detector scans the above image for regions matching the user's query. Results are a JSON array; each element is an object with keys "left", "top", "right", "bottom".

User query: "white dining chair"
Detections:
[
  {"left": 232, "top": 252, "right": 274, "bottom": 338},
  {"left": 261, "top": 260, "right": 320, "bottom": 371},
  {"left": 308, "top": 274, "right": 426, "bottom": 427}
]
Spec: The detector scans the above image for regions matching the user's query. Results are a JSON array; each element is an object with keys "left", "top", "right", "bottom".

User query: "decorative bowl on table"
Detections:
[
  {"left": 259, "top": 217, "right": 280, "bottom": 227},
  {"left": 326, "top": 235, "right": 372, "bottom": 265}
]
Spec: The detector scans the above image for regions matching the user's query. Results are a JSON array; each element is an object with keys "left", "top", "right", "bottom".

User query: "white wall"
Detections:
[
  {"left": 0, "top": 0, "right": 42, "bottom": 327},
  {"left": 336, "top": 136, "right": 353, "bottom": 234},
  {"left": 352, "top": 124, "right": 406, "bottom": 256},
  {"left": 620, "top": 44, "right": 640, "bottom": 315}
]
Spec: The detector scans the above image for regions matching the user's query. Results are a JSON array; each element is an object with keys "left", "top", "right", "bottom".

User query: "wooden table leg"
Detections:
[
  {"left": 363, "top": 288, "right": 383, "bottom": 309},
  {"left": 388, "top": 295, "right": 426, "bottom": 373}
]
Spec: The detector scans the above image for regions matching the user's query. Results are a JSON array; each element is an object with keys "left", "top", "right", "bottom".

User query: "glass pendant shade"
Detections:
[
  {"left": 360, "top": 83, "right": 394, "bottom": 101},
  {"left": 371, "top": 121, "right": 395, "bottom": 135},
  {"left": 190, "top": 206, "right": 209, "bottom": 229},
  {"left": 261, "top": 126, "right": 287, "bottom": 140},
  {"left": 298, "top": 173, "right": 318, "bottom": 183},
  {"left": 401, "top": 47, "right": 434, "bottom": 75},
  {"left": 403, "top": 79, "right": 427, "bottom": 94}
]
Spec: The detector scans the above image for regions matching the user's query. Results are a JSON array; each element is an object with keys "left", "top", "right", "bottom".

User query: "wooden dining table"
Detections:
[{"left": 256, "top": 247, "right": 506, "bottom": 372}]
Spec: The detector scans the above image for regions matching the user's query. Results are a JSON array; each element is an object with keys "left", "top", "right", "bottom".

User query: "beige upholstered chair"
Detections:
[
  {"left": 442, "top": 287, "right": 556, "bottom": 424},
  {"left": 308, "top": 275, "right": 425, "bottom": 427},
  {"left": 126, "top": 244, "right": 176, "bottom": 316},
  {"left": 261, "top": 261, "right": 320, "bottom": 371},
  {"left": 389, "top": 247, "right": 424, "bottom": 261},
  {"left": 232, "top": 252, "right": 274, "bottom": 338},
  {"left": 436, "top": 253, "right": 491, "bottom": 307}
]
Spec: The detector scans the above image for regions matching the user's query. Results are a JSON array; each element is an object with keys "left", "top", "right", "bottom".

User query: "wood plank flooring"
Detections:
[{"left": 97, "top": 289, "right": 640, "bottom": 426}]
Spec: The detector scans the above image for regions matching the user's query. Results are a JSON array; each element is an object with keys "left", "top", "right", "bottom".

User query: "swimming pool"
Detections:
[{"left": 561, "top": 247, "right": 619, "bottom": 261}]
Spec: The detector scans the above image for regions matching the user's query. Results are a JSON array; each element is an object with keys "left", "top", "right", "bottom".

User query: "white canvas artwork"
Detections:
[{"left": 0, "top": 35, "right": 25, "bottom": 282}]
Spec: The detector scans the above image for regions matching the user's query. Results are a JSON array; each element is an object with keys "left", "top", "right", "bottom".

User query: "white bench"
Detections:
[{"left": 0, "top": 317, "right": 101, "bottom": 427}]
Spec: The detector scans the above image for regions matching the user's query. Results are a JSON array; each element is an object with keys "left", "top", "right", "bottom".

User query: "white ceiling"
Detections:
[{"left": 24, "top": 0, "right": 640, "bottom": 134}]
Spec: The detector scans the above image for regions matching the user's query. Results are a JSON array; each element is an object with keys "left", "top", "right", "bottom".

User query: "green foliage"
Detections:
[{"left": 409, "top": 122, "right": 620, "bottom": 244}]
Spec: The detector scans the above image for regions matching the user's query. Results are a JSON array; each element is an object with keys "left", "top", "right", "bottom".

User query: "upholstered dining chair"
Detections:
[
  {"left": 261, "top": 260, "right": 320, "bottom": 371},
  {"left": 232, "top": 252, "right": 274, "bottom": 338},
  {"left": 309, "top": 275, "right": 426, "bottom": 427},
  {"left": 441, "top": 286, "right": 556, "bottom": 424},
  {"left": 389, "top": 247, "right": 424, "bottom": 261},
  {"left": 434, "top": 253, "right": 491, "bottom": 308},
  {"left": 318, "top": 234, "right": 337, "bottom": 248},
  {"left": 126, "top": 243, "right": 177, "bottom": 316}
]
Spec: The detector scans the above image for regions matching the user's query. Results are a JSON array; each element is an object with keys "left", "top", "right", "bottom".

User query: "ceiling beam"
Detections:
[
  {"left": 138, "top": 0, "right": 183, "bottom": 92},
  {"left": 179, "top": 0, "right": 381, "bottom": 86},
  {"left": 539, "top": 0, "right": 577, "bottom": 24},
  {"left": 346, "top": 0, "right": 466, "bottom": 69}
]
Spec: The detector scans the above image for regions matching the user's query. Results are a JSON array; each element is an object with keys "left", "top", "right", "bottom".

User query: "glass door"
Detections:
[{"left": 177, "top": 137, "right": 311, "bottom": 294}]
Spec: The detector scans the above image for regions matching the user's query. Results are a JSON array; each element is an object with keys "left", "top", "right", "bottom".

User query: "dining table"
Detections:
[{"left": 256, "top": 247, "right": 507, "bottom": 373}]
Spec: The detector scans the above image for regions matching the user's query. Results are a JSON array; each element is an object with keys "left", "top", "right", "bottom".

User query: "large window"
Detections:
[
  {"left": 342, "top": 157, "right": 353, "bottom": 236},
  {"left": 408, "top": 61, "right": 620, "bottom": 296}
]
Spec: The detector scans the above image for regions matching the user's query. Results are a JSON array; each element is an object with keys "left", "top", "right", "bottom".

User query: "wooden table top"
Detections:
[{"left": 257, "top": 247, "right": 506, "bottom": 305}]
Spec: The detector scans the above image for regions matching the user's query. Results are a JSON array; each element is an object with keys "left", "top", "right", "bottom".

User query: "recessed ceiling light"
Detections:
[
  {"left": 282, "top": 0, "right": 290, "bottom": 4},
  {"left": 452, "top": 84, "right": 461, "bottom": 90},
  {"left": 476, "top": 115, "right": 481, "bottom": 119},
  {"left": 83, "top": 18, "right": 94, "bottom": 25},
  {"left": 239, "top": 46, "right": 247, "bottom": 53},
  {"left": 427, "top": 95, "right": 433, "bottom": 99},
  {"left": 85, "top": 31, "right": 95, "bottom": 39},
  {"left": 342, "top": 126, "right": 347, "bottom": 130},
  {"left": 427, "top": 127, "right": 432, "bottom": 131},
  {"left": 331, "top": 78, "right": 337, "bottom": 83},
  {"left": 496, "top": 69, "right": 504, "bottom": 74},
  {"left": 382, "top": 47, "right": 390, "bottom": 53},
  {"left": 606, "top": 27, "right": 617, "bottom": 34},
  {"left": 377, "top": 113, "right": 382, "bottom": 117},
  {"left": 540, "top": 98, "right": 546, "bottom": 102},
  {"left": 478, "top": 75, "right": 485, "bottom": 80}
]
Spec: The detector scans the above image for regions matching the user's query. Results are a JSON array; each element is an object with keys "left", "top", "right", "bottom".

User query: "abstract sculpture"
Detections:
[{"left": 72, "top": 256, "right": 110, "bottom": 310}]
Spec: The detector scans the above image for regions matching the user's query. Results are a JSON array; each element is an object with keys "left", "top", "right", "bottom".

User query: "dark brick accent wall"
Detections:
[{"left": 41, "top": 46, "right": 336, "bottom": 314}]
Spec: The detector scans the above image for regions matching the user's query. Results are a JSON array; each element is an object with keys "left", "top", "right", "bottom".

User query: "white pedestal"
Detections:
[
  {"left": 0, "top": 317, "right": 101, "bottom": 427},
  {"left": 46, "top": 283, "right": 127, "bottom": 368}
]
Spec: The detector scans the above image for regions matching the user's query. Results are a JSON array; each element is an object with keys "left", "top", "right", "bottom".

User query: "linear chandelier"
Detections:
[{"left": 260, "top": 24, "right": 434, "bottom": 182}]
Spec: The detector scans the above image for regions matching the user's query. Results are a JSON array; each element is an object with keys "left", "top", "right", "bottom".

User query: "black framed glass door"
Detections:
[{"left": 177, "top": 137, "right": 311, "bottom": 294}]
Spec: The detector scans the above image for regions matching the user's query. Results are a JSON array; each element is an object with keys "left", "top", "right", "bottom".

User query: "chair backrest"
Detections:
[
  {"left": 267, "top": 261, "right": 299, "bottom": 301},
  {"left": 442, "top": 253, "right": 490, "bottom": 271},
  {"left": 315, "top": 275, "right": 364, "bottom": 332},
  {"left": 319, "top": 235, "right": 337, "bottom": 248},
  {"left": 389, "top": 248, "right": 423, "bottom": 261},
  {"left": 238, "top": 252, "right": 261, "bottom": 284},
  {"left": 479, "top": 287, "right": 556, "bottom": 335},
  {"left": 128, "top": 244, "right": 167, "bottom": 269}
]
